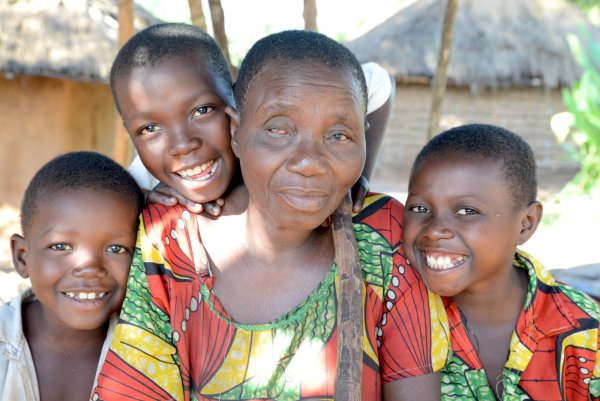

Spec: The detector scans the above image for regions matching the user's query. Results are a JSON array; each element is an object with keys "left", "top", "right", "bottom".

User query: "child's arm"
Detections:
[{"left": 352, "top": 62, "right": 396, "bottom": 213}]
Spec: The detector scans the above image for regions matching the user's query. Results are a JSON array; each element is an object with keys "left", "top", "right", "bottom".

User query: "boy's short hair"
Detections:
[
  {"left": 21, "top": 151, "right": 144, "bottom": 235},
  {"left": 110, "top": 22, "right": 233, "bottom": 113},
  {"left": 234, "top": 30, "right": 368, "bottom": 116},
  {"left": 411, "top": 124, "right": 537, "bottom": 208}
]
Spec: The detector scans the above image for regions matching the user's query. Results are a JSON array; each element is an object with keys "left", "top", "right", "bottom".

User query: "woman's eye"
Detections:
[
  {"left": 409, "top": 205, "right": 428, "bottom": 213},
  {"left": 49, "top": 243, "right": 72, "bottom": 251},
  {"left": 456, "top": 208, "right": 478, "bottom": 215},
  {"left": 139, "top": 124, "right": 161, "bottom": 136},
  {"left": 192, "top": 105, "right": 214, "bottom": 117},
  {"left": 107, "top": 245, "right": 129, "bottom": 254},
  {"left": 330, "top": 131, "right": 350, "bottom": 142},
  {"left": 267, "top": 127, "right": 288, "bottom": 136}
]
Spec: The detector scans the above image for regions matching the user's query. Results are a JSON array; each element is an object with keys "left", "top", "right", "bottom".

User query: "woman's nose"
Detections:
[{"left": 286, "top": 135, "right": 328, "bottom": 177}]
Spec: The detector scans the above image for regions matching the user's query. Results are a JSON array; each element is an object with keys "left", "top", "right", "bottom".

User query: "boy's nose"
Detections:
[
  {"left": 423, "top": 216, "right": 453, "bottom": 241},
  {"left": 167, "top": 126, "right": 202, "bottom": 156},
  {"left": 72, "top": 255, "right": 108, "bottom": 279}
]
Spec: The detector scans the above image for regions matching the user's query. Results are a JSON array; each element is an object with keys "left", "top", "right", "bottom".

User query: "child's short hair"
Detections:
[
  {"left": 20, "top": 151, "right": 144, "bottom": 235},
  {"left": 234, "top": 30, "right": 368, "bottom": 116},
  {"left": 110, "top": 22, "right": 233, "bottom": 114},
  {"left": 412, "top": 124, "right": 537, "bottom": 208}
]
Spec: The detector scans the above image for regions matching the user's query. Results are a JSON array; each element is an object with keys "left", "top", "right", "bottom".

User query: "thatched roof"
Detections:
[
  {"left": 0, "top": 0, "right": 161, "bottom": 83},
  {"left": 347, "top": 0, "right": 599, "bottom": 89}
]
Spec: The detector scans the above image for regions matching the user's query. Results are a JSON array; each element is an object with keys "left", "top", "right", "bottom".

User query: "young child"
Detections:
[
  {"left": 0, "top": 151, "right": 144, "bottom": 401},
  {"left": 402, "top": 123, "right": 600, "bottom": 400},
  {"left": 110, "top": 23, "right": 238, "bottom": 214}
]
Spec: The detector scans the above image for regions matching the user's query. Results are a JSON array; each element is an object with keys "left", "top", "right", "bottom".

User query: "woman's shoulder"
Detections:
[{"left": 355, "top": 192, "right": 404, "bottom": 217}]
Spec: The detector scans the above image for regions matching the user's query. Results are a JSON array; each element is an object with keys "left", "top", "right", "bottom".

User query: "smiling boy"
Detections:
[
  {"left": 0, "top": 151, "right": 144, "bottom": 401},
  {"left": 403, "top": 124, "right": 600, "bottom": 400}
]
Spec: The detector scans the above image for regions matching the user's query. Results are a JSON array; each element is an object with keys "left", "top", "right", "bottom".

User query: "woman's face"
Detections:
[{"left": 231, "top": 60, "right": 366, "bottom": 230}]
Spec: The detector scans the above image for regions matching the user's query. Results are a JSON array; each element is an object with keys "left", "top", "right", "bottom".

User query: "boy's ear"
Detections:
[
  {"left": 10, "top": 234, "right": 30, "bottom": 279},
  {"left": 517, "top": 201, "right": 543, "bottom": 245},
  {"left": 225, "top": 106, "right": 241, "bottom": 157}
]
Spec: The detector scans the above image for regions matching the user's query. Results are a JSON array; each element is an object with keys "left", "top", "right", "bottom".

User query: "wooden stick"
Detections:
[{"left": 332, "top": 191, "right": 363, "bottom": 401}]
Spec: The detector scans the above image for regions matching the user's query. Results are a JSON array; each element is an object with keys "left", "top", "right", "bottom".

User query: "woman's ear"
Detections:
[
  {"left": 225, "top": 106, "right": 241, "bottom": 157},
  {"left": 517, "top": 201, "right": 543, "bottom": 245},
  {"left": 11, "top": 234, "right": 30, "bottom": 279}
]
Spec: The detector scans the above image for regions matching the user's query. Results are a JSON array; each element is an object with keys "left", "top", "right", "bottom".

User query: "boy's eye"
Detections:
[
  {"left": 456, "top": 207, "right": 478, "bottom": 215},
  {"left": 409, "top": 205, "right": 428, "bottom": 213},
  {"left": 107, "top": 245, "right": 129, "bottom": 254},
  {"left": 49, "top": 243, "right": 72, "bottom": 251},
  {"left": 139, "top": 124, "right": 161, "bottom": 136},
  {"left": 192, "top": 105, "right": 215, "bottom": 117}
]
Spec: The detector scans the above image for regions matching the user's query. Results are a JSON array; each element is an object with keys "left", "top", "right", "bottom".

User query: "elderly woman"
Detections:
[{"left": 93, "top": 30, "right": 448, "bottom": 401}]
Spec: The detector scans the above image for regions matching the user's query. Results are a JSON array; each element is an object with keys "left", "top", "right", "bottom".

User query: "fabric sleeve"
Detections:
[
  {"left": 590, "top": 326, "right": 600, "bottom": 400},
  {"left": 362, "top": 62, "right": 393, "bottom": 114},
  {"left": 375, "top": 197, "right": 450, "bottom": 382},
  {"left": 92, "top": 216, "right": 184, "bottom": 401},
  {"left": 127, "top": 155, "right": 160, "bottom": 191}
]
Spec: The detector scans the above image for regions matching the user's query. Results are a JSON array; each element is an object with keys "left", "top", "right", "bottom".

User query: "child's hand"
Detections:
[
  {"left": 351, "top": 175, "right": 369, "bottom": 213},
  {"left": 147, "top": 183, "right": 224, "bottom": 216}
]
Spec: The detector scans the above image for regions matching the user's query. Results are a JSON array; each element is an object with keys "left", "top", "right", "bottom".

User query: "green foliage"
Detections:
[{"left": 560, "top": 27, "right": 600, "bottom": 193}]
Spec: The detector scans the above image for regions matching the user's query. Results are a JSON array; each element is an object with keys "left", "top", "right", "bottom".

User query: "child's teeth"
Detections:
[
  {"left": 425, "top": 254, "right": 465, "bottom": 270},
  {"left": 66, "top": 292, "right": 106, "bottom": 300}
]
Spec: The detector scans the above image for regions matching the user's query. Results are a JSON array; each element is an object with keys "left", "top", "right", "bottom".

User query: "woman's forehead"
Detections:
[{"left": 249, "top": 59, "right": 366, "bottom": 109}]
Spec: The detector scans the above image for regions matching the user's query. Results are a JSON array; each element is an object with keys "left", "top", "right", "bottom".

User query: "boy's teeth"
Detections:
[
  {"left": 65, "top": 292, "right": 107, "bottom": 300},
  {"left": 178, "top": 160, "right": 215, "bottom": 178},
  {"left": 425, "top": 254, "right": 465, "bottom": 270}
]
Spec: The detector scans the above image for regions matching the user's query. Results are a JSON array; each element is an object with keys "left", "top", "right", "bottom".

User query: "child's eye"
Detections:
[
  {"left": 49, "top": 243, "right": 72, "bottom": 251},
  {"left": 107, "top": 245, "right": 129, "bottom": 254},
  {"left": 409, "top": 205, "right": 429, "bottom": 213},
  {"left": 138, "top": 124, "right": 161, "bottom": 136},
  {"left": 456, "top": 208, "right": 478, "bottom": 215},
  {"left": 192, "top": 105, "right": 215, "bottom": 117}
]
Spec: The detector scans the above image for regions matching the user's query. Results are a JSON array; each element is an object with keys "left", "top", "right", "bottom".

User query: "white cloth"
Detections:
[
  {"left": 128, "top": 153, "right": 160, "bottom": 191},
  {"left": 362, "top": 61, "right": 393, "bottom": 114},
  {"left": 0, "top": 288, "right": 116, "bottom": 401},
  {"left": 127, "top": 62, "right": 394, "bottom": 191}
]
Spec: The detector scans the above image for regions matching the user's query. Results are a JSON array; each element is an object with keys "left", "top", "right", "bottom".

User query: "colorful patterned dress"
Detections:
[
  {"left": 441, "top": 250, "right": 600, "bottom": 400},
  {"left": 92, "top": 194, "right": 449, "bottom": 401}
]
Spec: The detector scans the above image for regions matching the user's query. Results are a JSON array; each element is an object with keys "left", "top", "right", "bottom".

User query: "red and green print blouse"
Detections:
[
  {"left": 93, "top": 193, "right": 450, "bottom": 401},
  {"left": 442, "top": 250, "right": 600, "bottom": 400}
]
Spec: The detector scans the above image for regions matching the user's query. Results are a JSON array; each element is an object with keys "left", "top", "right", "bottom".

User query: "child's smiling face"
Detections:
[
  {"left": 116, "top": 56, "right": 236, "bottom": 204},
  {"left": 12, "top": 190, "right": 138, "bottom": 331},
  {"left": 403, "top": 156, "right": 536, "bottom": 298}
]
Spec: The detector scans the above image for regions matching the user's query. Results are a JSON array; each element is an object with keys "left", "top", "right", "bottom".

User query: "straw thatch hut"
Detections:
[
  {"left": 0, "top": 0, "right": 159, "bottom": 209},
  {"left": 348, "top": 0, "right": 599, "bottom": 192}
]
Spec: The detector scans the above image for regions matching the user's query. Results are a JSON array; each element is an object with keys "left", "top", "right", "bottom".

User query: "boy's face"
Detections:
[
  {"left": 230, "top": 60, "right": 366, "bottom": 230},
  {"left": 116, "top": 57, "right": 236, "bottom": 204},
  {"left": 403, "top": 156, "right": 538, "bottom": 298},
  {"left": 11, "top": 190, "right": 138, "bottom": 331}
]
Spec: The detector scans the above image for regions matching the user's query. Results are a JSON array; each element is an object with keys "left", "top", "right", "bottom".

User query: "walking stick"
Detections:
[{"left": 331, "top": 191, "right": 363, "bottom": 401}]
